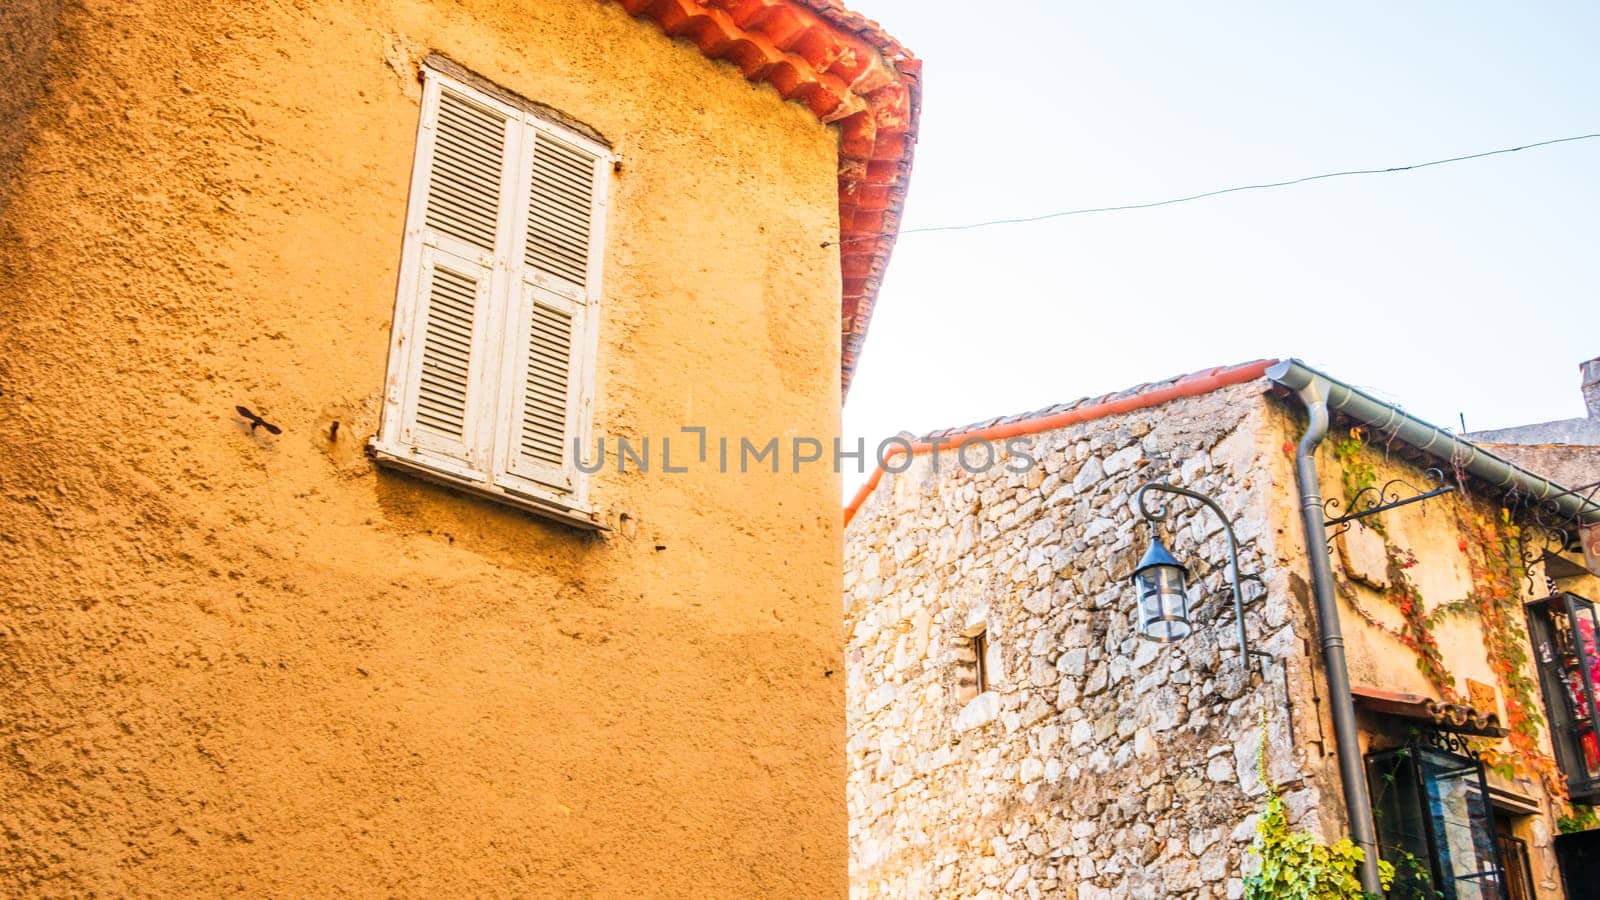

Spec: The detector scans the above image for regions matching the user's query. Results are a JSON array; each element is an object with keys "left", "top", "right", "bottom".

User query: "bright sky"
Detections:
[{"left": 840, "top": 0, "right": 1600, "bottom": 493}]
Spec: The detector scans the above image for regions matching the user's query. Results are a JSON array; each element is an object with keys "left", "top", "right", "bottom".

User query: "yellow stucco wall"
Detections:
[
  {"left": 0, "top": 0, "right": 61, "bottom": 212},
  {"left": 1299, "top": 424, "right": 1573, "bottom": 897},
  {"left": 0, "top": 0, "right": 845, "bottom": 894}
]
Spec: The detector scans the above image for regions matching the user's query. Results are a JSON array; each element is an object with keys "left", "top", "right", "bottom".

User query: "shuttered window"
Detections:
[{"left": 374, "top": 63, "right": 608, "bottom": 527}]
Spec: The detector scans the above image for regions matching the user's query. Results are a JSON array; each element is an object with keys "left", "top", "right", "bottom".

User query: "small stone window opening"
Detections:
[
  {"left": 957, "top": 628, "right": 993, "bottom": 702},
  {"left": 972, "top": 631, "right": 990, "bottom": 693}
]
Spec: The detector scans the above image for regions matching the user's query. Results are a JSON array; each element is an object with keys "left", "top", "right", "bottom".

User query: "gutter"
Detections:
[{"left": 1267, "top": 359, "right": 1600, "bottom": 525}]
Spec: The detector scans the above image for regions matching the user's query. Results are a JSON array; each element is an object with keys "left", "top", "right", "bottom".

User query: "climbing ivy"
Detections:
[
  {"left": 1455, "top": 508, "right": 1565, "bottom": 798},
  {"left": 1384, "top": 547, "right": 1459, "bottom": 701},
  {"left": 1560, "top": 803, "right": 1599, "bottom": 834},
  {"left": 1330, "top": 435, "right": 1568, "bottom": 808},
  {"left": 1244, "top": 716, "right": 1395, "bottom": 900},
  {"left": 1333, "top": 433, "right": 1384, "bottom": 536}
]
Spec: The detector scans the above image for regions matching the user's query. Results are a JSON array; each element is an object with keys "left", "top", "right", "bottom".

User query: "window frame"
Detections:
[
  {"left": 971, "top": 629, "right": 991, "bottom": 694},
  {"left": 372, "top": 62, "right": 610, "bottom": 531},
  {"left": 1525, "top": 592, "right": 1600, "bottom": 802},
  {"left": 1366, "top": 741, "right": 1510, "bottom": 899}
]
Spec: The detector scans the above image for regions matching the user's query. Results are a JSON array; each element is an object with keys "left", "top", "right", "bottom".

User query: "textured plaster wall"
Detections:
[
  {"left": 844, "top": 384, "right": 1343, "bottom": 899},
  {"left": 0, "top": 0, "right": 844, "bottom": 895},
  {"left": 1321, "top": 450, "right": 1522, "bottom": 709},
  {"left": 1317, "top": 444, "right": 1571, "bottom": 897},
  {"left": 0, "top": 0, "right": 62, "bottom": 213}
]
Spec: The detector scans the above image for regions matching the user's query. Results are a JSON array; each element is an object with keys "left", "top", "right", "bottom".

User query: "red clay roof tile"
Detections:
[
  {"left": 607, "top": 0, "right": 919, "bottom": 397},
  {"left": 843, "top": 360, "right": 1281, "bottom": 525}
]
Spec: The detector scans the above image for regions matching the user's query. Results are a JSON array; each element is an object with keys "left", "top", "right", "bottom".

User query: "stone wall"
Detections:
[
  {"left": 844, "top": 383, "right": 1335, "bottom": 899},
  {"left": 1472, "top": 441, "right": 1600, "bottom": 493}
]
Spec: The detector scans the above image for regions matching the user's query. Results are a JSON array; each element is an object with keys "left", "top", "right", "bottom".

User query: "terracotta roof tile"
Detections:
[
  {"left": 914, "top": 362, "right": 1279, "bottom": 446},
  {"left": 1351, "top": 685, "right": 1506, "bottom": 737},
  {"left": 608, "top": 0, "right": 920, "bottom": 396},
  {"left": 844, "top": 360, "right": 1280, "bottom": 525}
]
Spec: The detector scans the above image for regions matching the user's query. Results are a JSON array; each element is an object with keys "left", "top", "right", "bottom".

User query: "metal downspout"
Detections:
[{"left": 1288, "top": 375, "right": 1383, "bottom": 894}]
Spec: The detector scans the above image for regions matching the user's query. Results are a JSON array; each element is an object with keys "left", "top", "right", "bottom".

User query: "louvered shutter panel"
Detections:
[
  {"left": 503, "top": 284, "right": 584, "bottom": 489},
  {"left": 410, "top": 256, "right": 486, "bottom": 442},
  {"left": 501, "top": 130, "right": 605, "bottom": 491},
  {"left": 425, "top": 89, "right": 508, "bottom": 253},
  {"left": 396, "top": 85, "right": 516, "bottom": 472},
  {"left": 524, "top": 133, "right": 600, "bottom": 293}
]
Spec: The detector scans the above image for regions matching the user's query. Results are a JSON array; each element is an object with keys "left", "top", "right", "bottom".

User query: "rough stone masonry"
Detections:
[{"left": 845, "top": 383, "right": 1338, "bottom": 899}]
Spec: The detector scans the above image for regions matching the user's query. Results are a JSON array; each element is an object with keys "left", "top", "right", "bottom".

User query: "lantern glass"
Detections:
[{"left": 1132, "top": 538, "right": 1192, "bottom": 643}]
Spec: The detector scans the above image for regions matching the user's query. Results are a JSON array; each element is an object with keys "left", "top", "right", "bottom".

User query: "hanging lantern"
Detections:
[{"left": 1130, "top": 536, "right": 1193, "bottom": 643}]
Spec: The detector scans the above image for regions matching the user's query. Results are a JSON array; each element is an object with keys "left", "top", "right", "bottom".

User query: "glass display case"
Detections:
[{"left": 1526, "top": 592, "right": 1600, "bottom": 802}]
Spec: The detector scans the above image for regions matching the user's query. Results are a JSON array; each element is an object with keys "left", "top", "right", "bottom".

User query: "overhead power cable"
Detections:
[{"left": 830, "top": 131, "right": 1600, "bottom": 246}]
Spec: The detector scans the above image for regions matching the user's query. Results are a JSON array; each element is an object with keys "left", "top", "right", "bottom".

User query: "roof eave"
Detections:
[{"left": 1267, "top": 358, "right": 1600, "bottom": 525}]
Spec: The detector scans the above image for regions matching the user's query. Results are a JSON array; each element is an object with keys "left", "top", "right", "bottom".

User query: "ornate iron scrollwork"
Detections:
[
  {"left": 1520, "top": 520, "right": 1573, "bottom": 594},
  {"left": 1323, "top": 467, "right": 1458, "bottom": 543},
  {"left": 1416, "top": 726, "right": 1477, "bottom": 757},
  {"left": 1515, "top": 489, "right": 1595, "bottom": 593}
]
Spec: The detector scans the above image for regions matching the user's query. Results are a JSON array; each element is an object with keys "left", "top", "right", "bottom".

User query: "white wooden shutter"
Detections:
[
  {"left": 390, "top": 82, "right": 518, "bottom": 475},
  {"left": 502, "top": 284, "right": 585, "bottom": 489},
  {"left": 499, "top": 130, "right": 606, "bottom": 494},
  {"left": 378, "top": 62, "right": 609, "bottom": 519},
  {"left": 524, "top": 133, "right": 598, "bottom": 292}
]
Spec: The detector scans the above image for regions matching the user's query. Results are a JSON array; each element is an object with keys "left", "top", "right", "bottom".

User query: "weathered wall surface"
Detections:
[
  {"left": 845, "top": 380, "right": 1580, "bottom": 899},
  {"left": 0, "top": 0, "right": 844, "bottom": 895},
  {"left": 1325, "top": 449, "right": 1536, "bottom": 709},
  {"left": 0, "top": 0, "right": 62, "bottom": 213},
  {"left": 1473, "top": 441, "right": 1600, "bottom": 493},
  {"left": 1318, "top": 440, "right": 1573, "bottom": 897},
  {"left": 844, "top": 384, "right": 1339, "bottom": 899}
]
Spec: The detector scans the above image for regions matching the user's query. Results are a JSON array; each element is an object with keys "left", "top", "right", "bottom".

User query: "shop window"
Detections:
[
  {"left": 1367, "top": 741, "right": 1507, "bottom": 899},
  {"left": 1526, "top": 592, "right": 1600, "bottom": 802}
]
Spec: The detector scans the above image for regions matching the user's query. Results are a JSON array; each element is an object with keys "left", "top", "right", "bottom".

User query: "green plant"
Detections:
[
  {"left": 1244, "top": 715, "right": 1395, "bottom": 899},
  {"left": 1388, "top": 851, "right": 1442, "bottom": 900},
  {"left": 1560, "top": 804, "right": 1599, "bottom": 834},
  {"left": 1334, "top": 429, "right": 1383, "bottom": 536}
]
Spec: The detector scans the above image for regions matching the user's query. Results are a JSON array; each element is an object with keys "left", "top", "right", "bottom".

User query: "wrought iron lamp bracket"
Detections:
[{"left": 1133, "top": 481, "right": 1269, "bottom": 672}]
